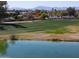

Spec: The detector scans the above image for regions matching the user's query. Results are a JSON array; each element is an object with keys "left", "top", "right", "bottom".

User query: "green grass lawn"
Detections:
[{"left": 0, "top": 19, "right": 79, "bottom": 35}]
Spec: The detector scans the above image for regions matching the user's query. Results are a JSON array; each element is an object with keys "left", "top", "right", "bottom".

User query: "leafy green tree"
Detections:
[
  {"left": 10, "top": 10, "right": 20, "bottom": 20},
  {"left": 0, "top": 1, "right": 7, "bottom": 22},
  {"left": 56, "top": 11, "right": 62, "bottom": 16},
  {"left": 61, "top": 11, "right": 68, "bottom": 16},
  {"left": 15, "top": 10, "right": 20, "bottom": 15},
  {"left": 52, "top": 9, "right": 57, "bottom": 16},
  {"left": 67, "top": 7, "right": 76, "bottom": 16},
  {"left": 41, "top": 12, "right": 48, "bottom": 20}
]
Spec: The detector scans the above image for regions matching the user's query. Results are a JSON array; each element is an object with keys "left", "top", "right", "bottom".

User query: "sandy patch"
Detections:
[{"left": 0, "top": 33, "right": 79, "bottom": 41}]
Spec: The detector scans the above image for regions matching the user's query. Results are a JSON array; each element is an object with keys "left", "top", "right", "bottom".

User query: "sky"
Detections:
[{"left": 7, "top": 1, "right": 79, "bottom": 9}]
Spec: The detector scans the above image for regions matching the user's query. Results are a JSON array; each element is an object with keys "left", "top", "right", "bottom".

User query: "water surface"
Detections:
[{"left": 0, "top": 40, "right": 79, "bottom": 58}]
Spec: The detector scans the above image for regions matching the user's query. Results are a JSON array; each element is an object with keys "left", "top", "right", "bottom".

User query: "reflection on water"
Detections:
[
  {"left": 0, "top": 40, "right": 16, "bottom": 57},
  {"left": 0, "top": 40, "right": 8, "bottom": 56},
  {"left": 9, "top": 40, "right": 16, "bottom": 45}
]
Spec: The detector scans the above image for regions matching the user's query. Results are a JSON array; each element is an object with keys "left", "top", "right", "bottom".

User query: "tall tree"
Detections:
[
  {"left": 0, "top": 1, "right": 7, "bottom": 22},
  {"left": 67, "top": 7, "right": 76, "bottom": 16}
]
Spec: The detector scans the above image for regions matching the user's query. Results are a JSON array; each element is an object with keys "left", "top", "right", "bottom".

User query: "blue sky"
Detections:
[{"left": 8, "top": 1, "right": 79, "bottom": 9}]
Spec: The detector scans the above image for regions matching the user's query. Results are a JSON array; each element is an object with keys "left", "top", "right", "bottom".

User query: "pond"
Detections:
[{"left": 0, "top": 40, "right": 79, "bottom": 58}]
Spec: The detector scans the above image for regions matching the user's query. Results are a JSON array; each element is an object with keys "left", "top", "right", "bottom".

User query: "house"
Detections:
[{"left": 62, "top": 16, "right": 75, "bottom": 19}]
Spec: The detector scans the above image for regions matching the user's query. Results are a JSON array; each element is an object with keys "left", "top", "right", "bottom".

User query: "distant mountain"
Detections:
[
  {"left": 33, "top": 6, "right": 79, "bottom": 10},
  {"left": 33, "top": 6, "right": 52, "bottom": 10},
  {"left": 33, "top": 6, "right": 67, "bottom": 10}
]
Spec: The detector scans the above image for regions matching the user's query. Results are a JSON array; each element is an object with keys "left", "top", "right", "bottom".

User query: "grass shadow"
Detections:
[
  {"left": 0, "top": 26, "right": 6, "bottom": 31},
  {"left": 1, "top": 24, "right": 27, "bottom": 28}
]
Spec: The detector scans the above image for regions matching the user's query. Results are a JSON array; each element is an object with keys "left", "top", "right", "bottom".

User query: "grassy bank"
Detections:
[{"left": 0, "top": 19, "right": 79, "bottom": 40}]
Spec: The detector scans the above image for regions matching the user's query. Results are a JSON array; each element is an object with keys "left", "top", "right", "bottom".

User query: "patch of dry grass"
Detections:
[{"left": 66, "top": 25, "right": 79, "bottom": 33}]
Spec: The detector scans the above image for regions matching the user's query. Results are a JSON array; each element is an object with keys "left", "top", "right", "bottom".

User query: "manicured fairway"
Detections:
[{"left": 0, "top": 19, "right": 79, "bottom": 35}]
